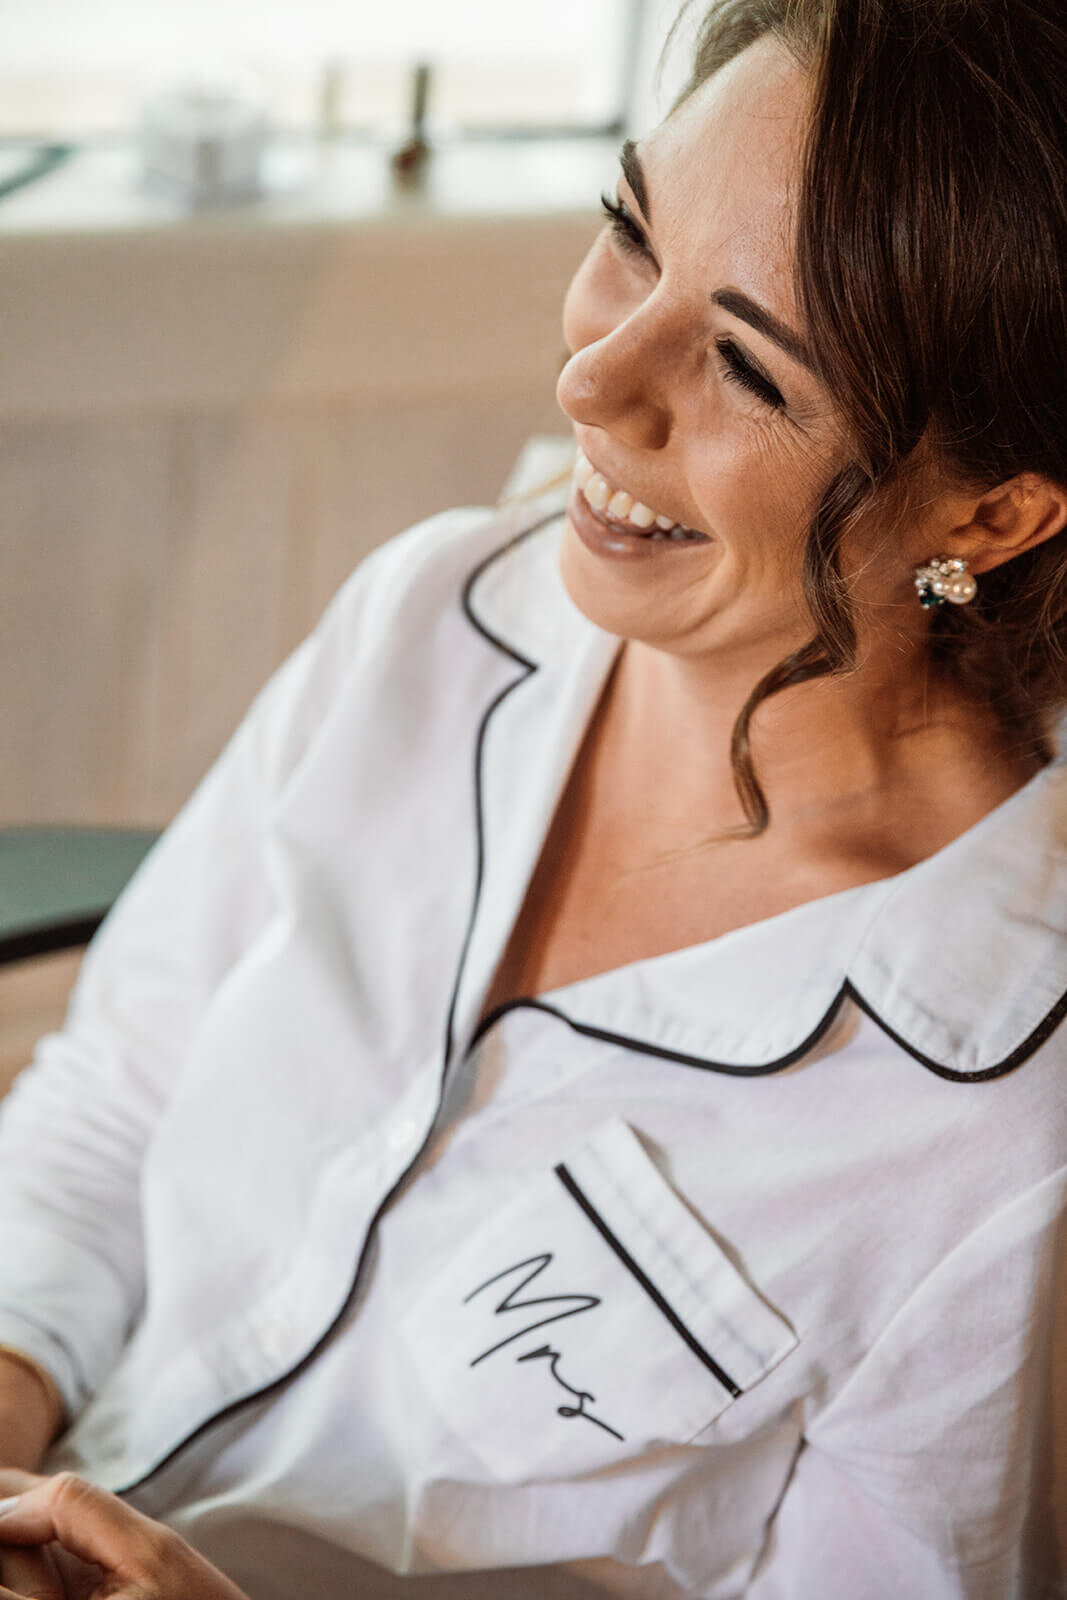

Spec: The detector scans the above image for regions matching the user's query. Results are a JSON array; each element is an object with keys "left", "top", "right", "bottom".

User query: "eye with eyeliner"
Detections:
[
  {"left": 599, "top": 192, "right": 788, "bottom": 414},
  {"left": 600, "top": 192, "right": 649, "bottom": 258},
  {"left": 715, "top": 340, "right": 786, "bottom": 410}
]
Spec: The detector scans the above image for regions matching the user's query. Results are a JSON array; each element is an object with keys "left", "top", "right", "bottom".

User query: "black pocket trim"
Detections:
[{"left": 554, "top": 1161, "right": 742, "bottom": 1399}]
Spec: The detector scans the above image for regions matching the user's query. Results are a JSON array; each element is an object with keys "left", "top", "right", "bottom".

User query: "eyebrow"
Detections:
[
  {"left": 618, "top": 141, "right": 817, "bottom": 379},
  {"left": 712, "top": 289, "right": 816, "bottom": 375},
  {"left": 619, "top": 139, "right": 651, "bottom": 224}
]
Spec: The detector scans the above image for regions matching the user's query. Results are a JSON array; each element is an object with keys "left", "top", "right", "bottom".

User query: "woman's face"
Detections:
[{"left": 557, "top": 38, "right": 848, "bottom": 666}]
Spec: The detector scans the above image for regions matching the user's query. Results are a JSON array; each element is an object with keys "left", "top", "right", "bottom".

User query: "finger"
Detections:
[
  {"left": 0, "top": 1479, "right": 247, "bottom": 1600},
  {"left": 0, "top": 1541, "right": 64, "bottom": 1600},
  {"left": 0, "top": 1479, "right": 164, "bottom": 1577},
  {"left": 0, "top": 1478, "right": 43, "bottom": 1504},
  {"left": 46, "top": 1543, "right": 107, "bottom": 1600},
  {"left": 0, "top": 1587, "right": 140, "bottom": 1600}
]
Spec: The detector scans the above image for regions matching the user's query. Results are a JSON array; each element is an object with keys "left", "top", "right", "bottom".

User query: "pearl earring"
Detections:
[{"left": 914, "top": 556, "right": 977, "bottom": 608}]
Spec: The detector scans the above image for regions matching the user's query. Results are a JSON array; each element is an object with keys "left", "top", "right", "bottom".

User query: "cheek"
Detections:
[
  {"left": 694, "top": 427, "right": 833, "bottom": 551},
  {"left": 677, "top": 450, "right": 825, "bottom": 613}
]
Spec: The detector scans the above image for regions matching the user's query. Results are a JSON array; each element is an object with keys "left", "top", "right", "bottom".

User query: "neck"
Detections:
[{"left": 606, "top": 632, "right": 1043, "bottom": 861}]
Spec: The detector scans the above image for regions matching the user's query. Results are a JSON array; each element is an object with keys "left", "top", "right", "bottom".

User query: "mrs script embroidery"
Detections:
[{"left": 463, "top": 1253, "right": 625, "bottom": 1442}]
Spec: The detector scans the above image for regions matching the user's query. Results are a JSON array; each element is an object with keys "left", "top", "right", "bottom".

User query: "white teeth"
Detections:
[
  {"left": 585, "top": 473, "right": 611, "bottom": 511},
  {"left": 574, "top": 451, "right": 691, "bottom": 536}
]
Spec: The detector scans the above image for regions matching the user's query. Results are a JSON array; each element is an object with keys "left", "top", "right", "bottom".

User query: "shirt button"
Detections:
[{"left": 387, "top": 1117, "right": 421, "bottom": 1155}]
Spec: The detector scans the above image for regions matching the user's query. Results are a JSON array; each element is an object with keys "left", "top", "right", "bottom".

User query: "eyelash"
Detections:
[
  {"left": 715, "top": 339, "right": 786, "bottom": 412},
  {"left": 598, "top": 191, "right": 787, "bottom": 414},
  {"left": 600, "top": 191, "right": 647, "bottom": 258}
]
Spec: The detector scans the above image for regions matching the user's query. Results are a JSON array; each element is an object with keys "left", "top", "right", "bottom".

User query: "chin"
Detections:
[
  {"left": 557, "top": 517, "right": 811, "bottom": 670},
  {"left": 557, "top": 515, "right": 714, "bottom": 645},
  {"left": 558, "top": 516, "right": 637, "bottom": 635}
]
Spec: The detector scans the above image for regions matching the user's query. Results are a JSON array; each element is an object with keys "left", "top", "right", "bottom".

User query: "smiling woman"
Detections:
[
  {"left": 556, "top": 43, "right": 843, "bottom": 681},
  {"left": 0, "top": 3, "right": 1065, "bottom": 1599}
]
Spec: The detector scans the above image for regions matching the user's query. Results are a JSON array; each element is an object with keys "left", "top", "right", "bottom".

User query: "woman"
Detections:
[{"left": 0, "top": 0, "right": 1064, "bottom": 1595}]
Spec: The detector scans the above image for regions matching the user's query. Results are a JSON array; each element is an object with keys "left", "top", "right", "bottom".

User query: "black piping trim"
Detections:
[
  {"left": 472, "top": 993, "right": 848, "bottom": 1077},
  {"left": 0, "top": 915, "right": 104, "bottom": 966},
  {"left": 840, "top": 978, "right": 1067, "bottom": 1084},
  {"left": 115, "top": 515, "right": 560, "bottom": 1496},
  {"left": 458, "top": 530, "right": 1067, "bottom": 1086},
  {"left": 472, "top": 978, "right": 1067, "bottom": 1084},
  {"left": 441, "top": 518, "right": 551, "bottom": 1064},
  {"left": 555, "top": 1162, "right": 742, "bottom": 1397}
]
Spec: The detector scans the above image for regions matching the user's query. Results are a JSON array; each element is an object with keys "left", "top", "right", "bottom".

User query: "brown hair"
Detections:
[{"left": 678, "top": 0, "right": 1067, "bottom": 831}]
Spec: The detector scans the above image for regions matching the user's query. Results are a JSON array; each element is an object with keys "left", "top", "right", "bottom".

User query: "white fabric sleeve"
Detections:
[
  {"left": 746, "top": 1165, "right": 1067, "bottom": 1600},
  {"left": 0, "top": 528, "right": 414, "bottom": 1422}
]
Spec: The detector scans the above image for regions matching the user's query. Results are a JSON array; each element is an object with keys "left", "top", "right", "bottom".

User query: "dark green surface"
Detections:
[
  {"left": 0, "top": 827, "right": 160, "bottom": 939},
  {"left": 0, "top": 144, "right": 76, "bottom": 204}
]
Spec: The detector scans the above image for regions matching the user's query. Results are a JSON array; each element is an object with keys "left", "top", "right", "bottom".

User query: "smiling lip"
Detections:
[{"left": 567, "top": 482, "right": 710, "bottom": 561}]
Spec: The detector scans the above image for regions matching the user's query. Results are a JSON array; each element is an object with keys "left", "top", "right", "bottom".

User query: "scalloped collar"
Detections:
[{"left": 462, "top": 504, "right": 1067, "bottom": 1081}]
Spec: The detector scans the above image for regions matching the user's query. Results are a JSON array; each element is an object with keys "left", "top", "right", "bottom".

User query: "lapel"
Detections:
[{"left": 445, "top": 506, "right": 619, "bottom": 1064}]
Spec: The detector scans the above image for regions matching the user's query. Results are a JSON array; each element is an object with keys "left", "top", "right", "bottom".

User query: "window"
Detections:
[{"left": 0, "top": 0, "right": 647, "bottom": 141}]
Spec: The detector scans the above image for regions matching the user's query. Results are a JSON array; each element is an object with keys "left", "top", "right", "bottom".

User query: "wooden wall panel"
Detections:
[
  {"left": 0, "top": 416, "right": 173, "bottom": 823},
  {"left": 300, "top": 386, "right": 565, "bottom": 617},
  {"left": 0, "top": 216, "right": 597, "bottom": 419},
  {"left": 132, "top": 411, "right": 298, "bottom": 819},
  {"left": 0, "top": 212, "right": 593, "bottom": 827},
  {"left": 0, "top": 390, "right": 569, "bottom": 827}
]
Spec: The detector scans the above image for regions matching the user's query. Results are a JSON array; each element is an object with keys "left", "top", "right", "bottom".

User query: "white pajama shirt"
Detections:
[{"left": 0, "top": 496, "right": 1064, "bottom": 1598}]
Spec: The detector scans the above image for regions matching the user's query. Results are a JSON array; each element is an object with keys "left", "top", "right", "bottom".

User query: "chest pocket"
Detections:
[{"left": 399, "top": 1117, "right": 797, "bottom": 1483}]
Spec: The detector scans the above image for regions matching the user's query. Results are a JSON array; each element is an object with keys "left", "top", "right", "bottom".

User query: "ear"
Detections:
[{"left": 952, "top": 473, "right": 1067, "bottom": 575}]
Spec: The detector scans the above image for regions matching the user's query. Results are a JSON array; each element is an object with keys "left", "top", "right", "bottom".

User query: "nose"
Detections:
[{"left": 556, "top": 320, "right": 674, "bottom": 452}]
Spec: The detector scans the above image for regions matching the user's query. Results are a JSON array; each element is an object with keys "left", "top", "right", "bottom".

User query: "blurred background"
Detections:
[
  {"left": 0, "top": 0, "right": 694, "bottom": 831},
  {"left": 0, "top": 0, "right": 698, "bottom": 1075}
]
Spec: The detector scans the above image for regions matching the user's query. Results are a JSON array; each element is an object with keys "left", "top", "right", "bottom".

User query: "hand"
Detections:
[
  {"left": 0, "top": 1543, "right": 66, "bottom": 1600},
  {"left": 0, "top": 1471, "right": 111, "bottom": 1600},
  {"left": 0, "top": 1472, "right": 64, "bottom": 1600},
  {"left": 0, "top": 1474, "right": 250, "bottom": 1600}
]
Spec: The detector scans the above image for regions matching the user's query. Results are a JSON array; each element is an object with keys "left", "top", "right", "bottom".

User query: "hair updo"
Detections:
[{"left": 679, "top": 0, "right": 1067, "bottom": 831}]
